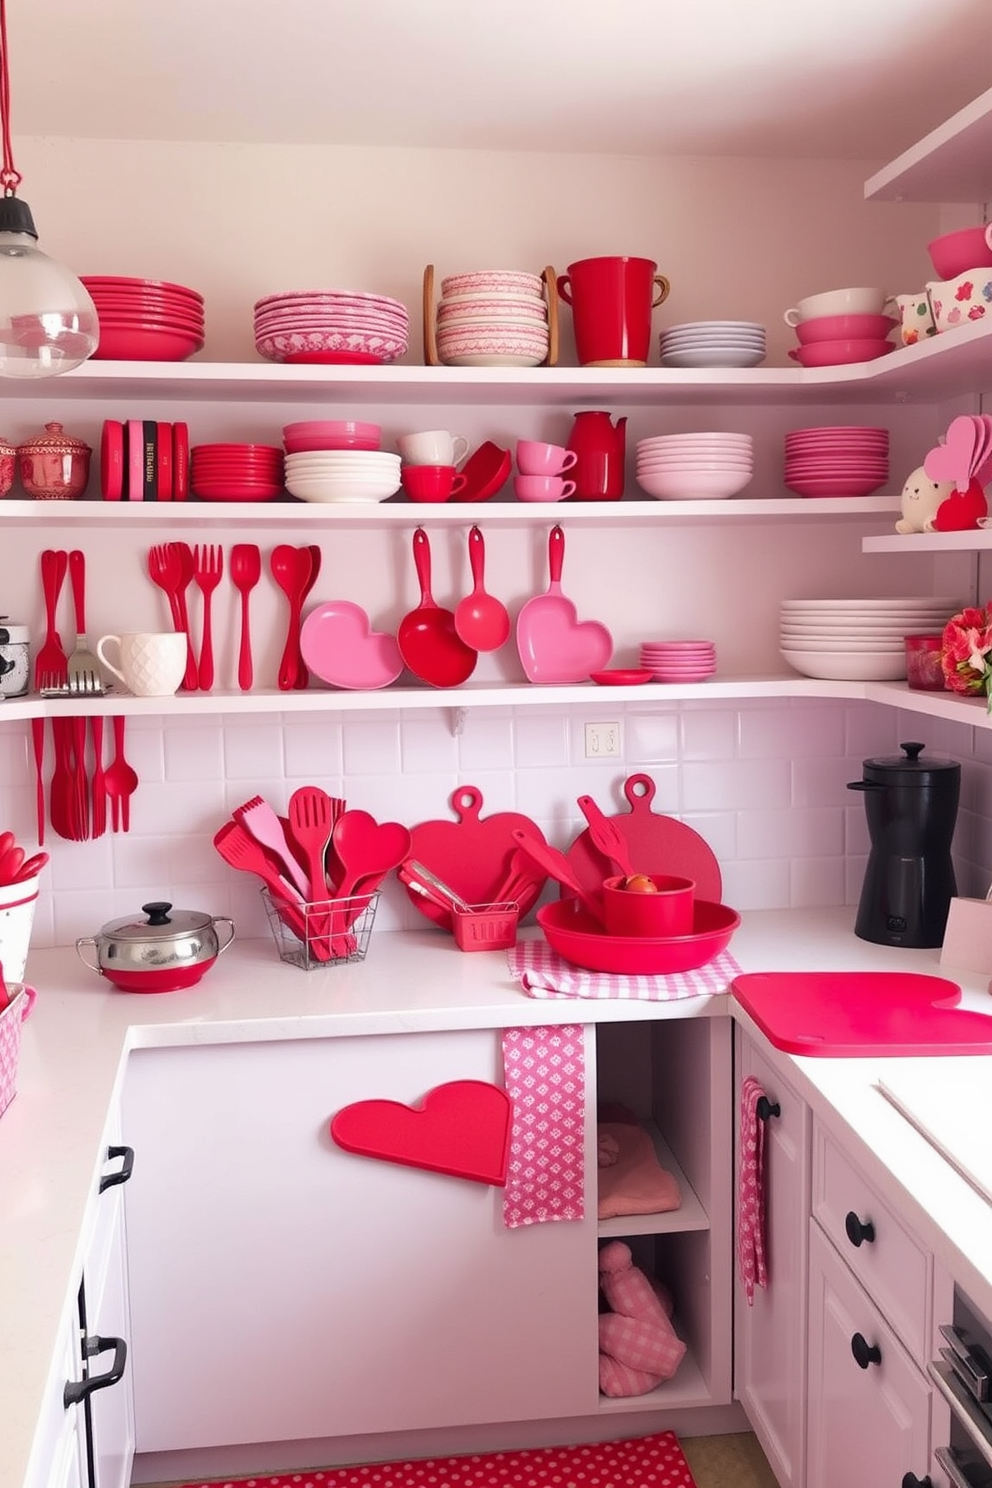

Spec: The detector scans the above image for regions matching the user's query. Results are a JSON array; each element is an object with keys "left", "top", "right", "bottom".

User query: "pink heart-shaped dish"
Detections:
[
  {"left": 516, "top": 599, "right": 614, "bottom": 683},
  {"left": 300, "top": 601, "right": 404, "bottom": 690}
]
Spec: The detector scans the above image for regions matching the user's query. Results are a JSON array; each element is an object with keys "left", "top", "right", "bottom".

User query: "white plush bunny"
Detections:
[{"left": 896, "top": 465, "right": 955, "bottom": 533}]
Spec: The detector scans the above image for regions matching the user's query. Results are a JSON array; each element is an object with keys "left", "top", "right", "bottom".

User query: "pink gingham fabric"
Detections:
[
  {"left": 738, "top": 1075, "right": 769, "bottom": 1304},
  {"left": 501, "top": 1025, "right": 585, "bottom": 1227},
  {"left": 507, "top": 940, "right": 740, "bottom": 1002},
  {"left": 0, "top": 985, "right": 35, "bottom": 1120}
]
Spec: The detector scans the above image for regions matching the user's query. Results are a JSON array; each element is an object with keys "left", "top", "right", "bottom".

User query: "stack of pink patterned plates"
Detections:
[
  {"left": 253, "top": 290, "right": 409, "bottom": 365},
  {"left": 639, "top": 640, "right": 717, "bottom": 681},
  {"left": 784, "top": 425, "right": 889, "bottom": 498},
  {"left": 82, "top": 275, "right": 205, "bottom": 361}
]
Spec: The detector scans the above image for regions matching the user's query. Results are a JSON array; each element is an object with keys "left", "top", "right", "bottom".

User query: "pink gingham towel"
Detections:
[
  {"left": 507, "top": 939, "right": 740, "bottom": 1001},
  {"left": 501, "top": 1025, "right": 585, "bottom": 1227},
  {"left": 738, "top": 1074, "right": 769, "bottom": 1304}
]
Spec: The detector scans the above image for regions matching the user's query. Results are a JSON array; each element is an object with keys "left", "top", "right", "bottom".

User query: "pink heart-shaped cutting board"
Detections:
[
  {"left": 300, "top": 601, "right": 403, "bottom": 690},
  {"left": 329, "top": 1079, "right": 511, "bottom": 1185}
]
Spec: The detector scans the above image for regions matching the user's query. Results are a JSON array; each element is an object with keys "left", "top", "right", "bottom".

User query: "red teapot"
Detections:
[{"left": 565, "top": 411, "right": 627, "bottom": 500}]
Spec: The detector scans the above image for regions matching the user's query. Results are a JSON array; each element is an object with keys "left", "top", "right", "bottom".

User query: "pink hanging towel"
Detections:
[
  {"left": 738, "top": 1074, "right": 769, "bottom": 1304},
  {"left": 501, "top": 1024, "right": 585, "bottom": 1228}
]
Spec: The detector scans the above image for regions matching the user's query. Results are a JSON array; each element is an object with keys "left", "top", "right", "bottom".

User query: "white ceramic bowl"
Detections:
[
  {"left": 637, "top": 468, "right": 753, "bottom": 500},
  {"left": 286, "top": 475, "right": 401, "bottom": 502},
  {"left": 780, "top": 648, "right": 907, "bottom": 680},
  {"left": 783, "top": 288, "right": 894, "bottom": 326}
]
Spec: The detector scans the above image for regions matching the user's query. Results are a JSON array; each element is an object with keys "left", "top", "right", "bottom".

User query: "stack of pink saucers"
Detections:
[
  {"left": 784, "top": 425, "right": 889, "bottom": 498},
  {"left": 639, "top": 640, "right": 717, "bottom": 681},
  {"left": 253, "top": 290, "right": 409, "bottom": 365},
  {"left": 82, "top": 275, "right": 205, "bottom": 361},
  {"left": 190, "top": 443, "right": 284, "bottom": 502}
]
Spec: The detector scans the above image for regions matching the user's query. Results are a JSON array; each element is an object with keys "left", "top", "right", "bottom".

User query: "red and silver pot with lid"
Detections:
[{"left": 76, "top": 900, "right": 235, "bottom": 992}]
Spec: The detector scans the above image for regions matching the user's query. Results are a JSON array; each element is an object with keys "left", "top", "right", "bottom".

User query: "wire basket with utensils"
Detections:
[{"left": 262, "top": 888, "right": 379, "bottom": 970}]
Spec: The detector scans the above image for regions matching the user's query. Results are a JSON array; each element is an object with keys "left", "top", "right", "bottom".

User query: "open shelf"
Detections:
[
  {"left": 865, "top": 84, "right": 992, "bottom": 203},
  {"left": 597, "top": 1334, "right": 710, "bottom": 1414},
  {"left": 597, "top": 1123, "right": 709, "bottom": 1239},
  {"left": 864, "top": 529, "right": 992, "bottom": 553}
]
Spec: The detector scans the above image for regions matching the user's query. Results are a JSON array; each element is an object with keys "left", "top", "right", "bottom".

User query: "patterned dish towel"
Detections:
[
  {"left": 507, "top": 939, "right": 741, "bottom": 1002},
  {"left": 738, "top": 1074, "right": 770, "bottom": 1304},
  {"left": 501, "top": 1025, "right": 585, "bottom": 1227}
]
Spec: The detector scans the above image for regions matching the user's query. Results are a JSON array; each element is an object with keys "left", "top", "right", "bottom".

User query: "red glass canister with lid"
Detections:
[{"left": 905, "top": 634, "right": 944, "bottom": 691}]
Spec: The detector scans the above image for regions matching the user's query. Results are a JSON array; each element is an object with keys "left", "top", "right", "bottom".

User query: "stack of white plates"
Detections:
[
  {"left": 658, "top": 320, "right": 766, "bottom": 369},
  {"left": 780, "top": 596, "right": 961, "bottom": 681},
  {"left": 284, "top": 450, "right": 402, "bottom": 503},
  {"left": 639, "top": 639, "right": 717, "bottom": 681},
  {"left": 636, "top": 432, "right": 754, "bottom": 500}
]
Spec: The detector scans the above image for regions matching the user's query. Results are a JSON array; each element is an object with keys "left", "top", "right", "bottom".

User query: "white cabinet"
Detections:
[{"left": 733, "top": 1028, "right": 810, "bottom": 1488}]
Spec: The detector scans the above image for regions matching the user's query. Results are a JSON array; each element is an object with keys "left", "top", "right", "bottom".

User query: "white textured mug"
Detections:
[
  {"left": 97, "top": 631, "right": 186, "bottom": 696},
  {"left": 397, "top": 430, "right": 469, "bottom": 466}
]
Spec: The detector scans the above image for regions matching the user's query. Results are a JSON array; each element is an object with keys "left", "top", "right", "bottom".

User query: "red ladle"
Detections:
[
  {"left": 397, "top": 527, "right": 477, "bottom": 688},
  {"left": 454, "top": 526, "right": 510, "bottom": 652},
  {"left": 271, "top": 544, "right": 314, "bottom": 691}
]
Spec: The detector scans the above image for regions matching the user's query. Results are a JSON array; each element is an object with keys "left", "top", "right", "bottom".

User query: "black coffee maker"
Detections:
[{"left": 847, "top": 741, "right": 960, "bottom": 948}]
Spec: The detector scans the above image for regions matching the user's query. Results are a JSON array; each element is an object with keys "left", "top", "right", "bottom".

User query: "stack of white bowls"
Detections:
[
  {"left": 436, "top": 270, "right": 549, "bottom": 367},
  {"left": 636, "top": 432, "right": 754, "bottom": 500},
  {"left": 779, "top": 596, "right": 962, "bottom": 681},
  {"left": 284, "top": 450, "right": 402, "bottom": 504},
  {"left": 658, "top": 320, "right": 766, "bottom": 368}
]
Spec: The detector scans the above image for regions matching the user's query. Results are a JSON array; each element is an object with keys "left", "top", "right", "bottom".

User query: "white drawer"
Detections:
[{"left": 812, "top": 1119, "right": 931, "bottom": 1364}]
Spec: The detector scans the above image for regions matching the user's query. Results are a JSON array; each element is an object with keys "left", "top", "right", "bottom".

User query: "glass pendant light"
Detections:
[{"left": 0, "top": 0, "right": 98, "bottom": 377}]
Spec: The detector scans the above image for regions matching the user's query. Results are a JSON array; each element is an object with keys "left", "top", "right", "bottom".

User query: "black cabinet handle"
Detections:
[
  {"left": 901, "top": 1476, "right": 932, "bottom": 1488},
  {"left": 63, "top": 1335, "right": 127, "bottom": 1406},
  {"left": 756, "top": 1096, "right": 780, "bottom": 1121},
  {"left": 851, "top": 1331, "right": 882, "bottom": 1369},
  {"left": 845, "top": 1210, "right": 876, "bottom": 1247},
  {"left": 99, "top": 1145, "right": 134, "bottom": 1192}
]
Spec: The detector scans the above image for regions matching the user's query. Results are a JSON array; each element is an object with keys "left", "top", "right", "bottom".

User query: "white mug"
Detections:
[
  {"left": 397, "top": 430, "right": 469, "bottom": 466},
  {"left": 97, "top": 631, "right": 186, "bottom": 696}
]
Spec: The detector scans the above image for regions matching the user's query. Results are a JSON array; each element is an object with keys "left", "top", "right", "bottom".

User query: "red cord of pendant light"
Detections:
[{"left": 0, "top": 0, "right": 21, "bottom": 196}]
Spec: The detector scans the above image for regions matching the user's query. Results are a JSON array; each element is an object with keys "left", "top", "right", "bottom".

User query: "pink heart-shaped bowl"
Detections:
[
  {"left": 515, "top": 599, "right": 613, "bottom": 683},
  {"left": 301, "top": 601, "right": 404, "bottom": 690}
]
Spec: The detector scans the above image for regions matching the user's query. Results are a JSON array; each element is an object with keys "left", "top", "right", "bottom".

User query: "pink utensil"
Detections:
[
  {"left": 166, "top": 541, "right": 198, "bottom": 690},
  {"left": 271, "top": 544, "right": 314, "bottom": 691},
  {"left": 234, "top": 794, "right": 311, "bottom": 899},
  {"left": 515, "top": 525, "right": 613, "bottom": 683},
  {"left": 193, "top": 543, "right": 224, "bottom": 691},
  {"left": 230, "top": 543, "right": 261, "bottom": 691},
  {"left": 577, "top": 793, "right": 637, "bottom": 878},
  {"left": 35, "top": 549, "right": 69, "bottom": 688},
  {"left": 105, "top": 716, "right": 138, "bottom": 832},
  {"left": 510, "top": 827, "right": 606, "bottom": 925},
  {"left": 30, "top": 718, "right": 45, "bottom": 844},
  {"left": 397, "top": 527, "right": 477, "bottom": 688},
  {"left": 454, "top": 526, "right": 511, "bottom": 652}
]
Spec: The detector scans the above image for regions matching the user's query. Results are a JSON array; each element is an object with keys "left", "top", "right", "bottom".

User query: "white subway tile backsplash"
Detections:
[
  {"left": 626, "top": 710, "right": 680, "bottom": 762},
  {"left": 164, "top": 725, "right": 225, "bottom": 781},
  {"left": 342, "top": 718, "right": 402, "bottom": 775},
  {"left": 721, "top": 858, "right": 790, "bottom": 911},
  {"left": 401, "top": 715, "right": 460, "bottom": 772},
  {"left": 737, "top": 806, "right": 844, "bottom": 860},
  {"left": 283, "top": 719, "right": 343, "bottom": 778},
  {"left": 791, "top": 856, "right": 846, "bottom": 908},
  {"left": 513, "top": 713, "right": 570, "bottom": 768},
  {"left": 458, "top": 714, "right": 514, "bottom": 771},
  {"left": 791, "top": 755, "right": 857, "bottom": 808},
  {"left": 683, "top": 758, "right": 789, "bottom": 813},
  {"left": 223, "top": 721, "right": 284, "bottom": 778},
  {"left": 738, "top": 703, "right": 845, "bottom": 759},
  {"left": 678, "top": 708, "right": 735, "bottom": 762}
]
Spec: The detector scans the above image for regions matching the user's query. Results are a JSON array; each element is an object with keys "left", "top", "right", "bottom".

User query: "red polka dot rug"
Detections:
[{"left": 180, "top": 1429, "right": 697, "bottom": 1488}]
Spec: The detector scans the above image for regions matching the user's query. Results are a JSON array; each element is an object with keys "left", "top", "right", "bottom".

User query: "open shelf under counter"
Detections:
[
  {"left": 597, "top": 1123, "right": 709, "bottom": 1241},
  {"left": 0, "top": 495, "right": 902, "bottom": 528},
  {"left": 597, "top": 1340, "right": 710, "bottom": 1415},
  {"left": 865, "top": 83, "right": 992, "bottom": 202}
]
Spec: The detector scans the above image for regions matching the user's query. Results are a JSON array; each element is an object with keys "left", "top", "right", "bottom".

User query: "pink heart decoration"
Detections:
[
  {"left": 300, "top": 601, "right": 403, "bottom": 690},
  {"left": 329, "top": 1080, "right": 512, "bottom": 1186},
  {"left": 973, "top": 414, "right": 992, "bottom": 488},
  {"left": 924, "top": 415, "right": 982, "bottom": 492},
  {"left": 516, "top": 603, "right": 614, "bottom": 683}
]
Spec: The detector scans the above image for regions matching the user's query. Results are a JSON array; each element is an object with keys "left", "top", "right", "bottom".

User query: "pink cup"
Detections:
[
  {"left": 513, "top": 475, "right": 576, "bottom": 503},
  {"left": 516, "top": 440, "right": 578, "bottom": 476},
  {"left": 602, "top": 874, "right": 695, "bottom": 936},
  {"left": 401, "top": 464, "right": 468, "bottom": 503}
]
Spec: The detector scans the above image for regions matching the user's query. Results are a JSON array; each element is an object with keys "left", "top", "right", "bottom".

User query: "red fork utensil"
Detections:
[
  {"left": 230, "top": 543, "right": 261, "bottom": 691},
  {"left": 193, "top": 542, "right": 224, "bottom": 691},
  {"left": 105, "top": 716, "right": 138, "bottom": 832},
  {"left": 294, "top": 544, "right": 322, "bottom": 689},
  {"left": 167, "top": 540, "right": 198, "bottom": 691},
  {"left": 148, "top": 542, "right": 184, "bottom": 629},
  {"left": 90, "top": 717, "right": 107, "bottom": 838},
  {"left": 30, "top": 717, "right": 45, "bottom": 843},
  {"left": 35, "top": 549, "right": 69, "bottom": 689},
  {"left": 271, "top": 544, "right": 313, "bottom": 691}
]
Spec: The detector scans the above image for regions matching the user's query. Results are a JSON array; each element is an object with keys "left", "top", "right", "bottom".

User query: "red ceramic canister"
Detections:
[
  {"left": 556, "top": 256, "right": 670, "bottom": 366},
  {"left": 905, "top": 634, "right": 945, "bottom": 691}
]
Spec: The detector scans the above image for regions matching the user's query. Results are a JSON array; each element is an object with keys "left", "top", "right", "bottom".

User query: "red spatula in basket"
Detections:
[{"left": 213, "top": 819, "right": 329, "bottom": 959}]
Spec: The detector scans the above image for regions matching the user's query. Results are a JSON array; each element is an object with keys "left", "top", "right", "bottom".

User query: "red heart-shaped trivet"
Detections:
[{"left": 329, "top": 1079, "right": 512, "bottom": 1186}]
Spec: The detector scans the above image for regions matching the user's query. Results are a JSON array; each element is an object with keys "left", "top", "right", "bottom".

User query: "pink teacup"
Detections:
[
  {"left": 514, "top": 475, "right": 576, "bottom": 503},
  {"left": 516, "top": 440, "right": 578, "bottom": 476}
]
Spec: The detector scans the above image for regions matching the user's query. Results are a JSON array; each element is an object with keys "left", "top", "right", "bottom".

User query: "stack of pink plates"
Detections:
[
  {"left": 784, "top": 425, "right": 889, "bottom": 498},
  {"left": 636, "top": 433, "right": 754, "bottom": 500},
  {"left": 253, "top": 290, "right": 409, "bottom": 365},
  {"left": 190, "top": 443, "right": 284, "bottom": 502},
  {"left": 82, "top": 275, "right": 205, "bottom": 361},
  {"left": 639, "top": 640, "right": 718, "bottom": 681}
]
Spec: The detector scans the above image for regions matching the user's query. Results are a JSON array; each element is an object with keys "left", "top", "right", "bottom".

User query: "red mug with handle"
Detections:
[{"left": 556, "top": 256, "right": 670, "bottom": 366}]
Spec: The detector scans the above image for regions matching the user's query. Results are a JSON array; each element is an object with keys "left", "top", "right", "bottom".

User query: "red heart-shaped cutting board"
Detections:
[
  {"left": 406, "top": 784, "right": 548, "bottom": 931},
  {"left": 565, "top": 773, "right": 723, "bottom": 900},
  {"left": 329, "top": 1079, "right": 512, "bottom": 1185}
]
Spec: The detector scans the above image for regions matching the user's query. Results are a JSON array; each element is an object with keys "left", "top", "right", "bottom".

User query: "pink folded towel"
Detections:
[{"left": 597, "top": 1120, "right": 681, "bottom": 1219}]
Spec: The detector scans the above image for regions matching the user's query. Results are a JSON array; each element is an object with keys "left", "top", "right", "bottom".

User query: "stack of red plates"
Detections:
[
  {"left": 190, "top": 444, "right": 284, "bottom": 503},
  {"left": 253, "top": 289, "right": 409, "bottom": 365},
  {"left": 784, "top": 425, "right": 889, "bottom": 498},
  {"left": 82, "top": 276, "right": 205, "bottom": 361},
  {"left": 639, "top": 640, "right": 717, "bottom": 682}
]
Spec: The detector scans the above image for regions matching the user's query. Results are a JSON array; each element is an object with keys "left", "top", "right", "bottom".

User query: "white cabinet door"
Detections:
[
  {"left": 807, "top": 1221, "right": 931, "bottom": 1488},
  {"left": 83, "top": 1180, "right": 134, "bottom": 1488},
  {"left": 123, "top": 1030, "right": 598, "bottom": 1453},
  {"left": 734, "top": 1029, "right": 810, "bottom": 1488}
]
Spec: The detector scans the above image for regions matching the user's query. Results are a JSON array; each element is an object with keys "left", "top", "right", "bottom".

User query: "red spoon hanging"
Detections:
[
  {"left": 271, "top": 544, "right": 313, "bottom": 691},
  {"left": 397, "top": 527, "right": 477, "bottom": 688},
  {"left": 454, "top": 526, "right": 510, "bottom": 652},
  {"left": 294, "top": 544, "right": 322, "bottom": 690}
]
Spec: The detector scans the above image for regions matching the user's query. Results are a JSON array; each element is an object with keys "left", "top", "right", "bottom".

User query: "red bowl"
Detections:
[
  {"left": 795, "top": 314, "right": 897, "bottom": 346},
  {"left": 536, "top": 897, "right": 739, "bottom": 974},
  {"left": 93, "top": 326, "right": 203, "bottom": 361},
  {"left": 449, "top": 441, "right": 512, "bottom": 502},
  {"left": 191, "top": 484, "right": 282, "bottom": 502},
  {"left": 589, "top": 668, "right": 654, "bottom": 685},
  {"left": 81, "top": 274, "right": 204, "bottom": 303}
]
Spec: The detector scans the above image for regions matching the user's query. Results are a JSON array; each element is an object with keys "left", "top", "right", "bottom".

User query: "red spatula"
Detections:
[
  {"left": 213, "top": 819, "right": 329, "bottom": 958},
  {"left": 287, "top": 786, "right": 336, "bottom": 902}
]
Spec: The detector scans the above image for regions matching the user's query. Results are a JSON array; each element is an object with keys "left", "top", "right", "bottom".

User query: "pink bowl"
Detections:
[
  {"left": 928, "top": 225, "right": 992, "bottom": 279},
  {"left": 283, "top": 419, "right": 381, "bottom": 452},
  {"left": 795, "top": 314, "right": 897, "bottom": 345},
  {"left": 788, "top": 339, "right": 894, "bottom": 368}
]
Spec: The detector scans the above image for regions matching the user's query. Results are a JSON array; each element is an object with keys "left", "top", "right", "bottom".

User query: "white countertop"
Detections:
[{"left": 3, "top": 909, "right": 992, "bottom": 1488}]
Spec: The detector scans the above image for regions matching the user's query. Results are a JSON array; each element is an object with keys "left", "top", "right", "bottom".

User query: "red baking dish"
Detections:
[{"left": 536, "top": 896, "right": 740, "bottom": 973}]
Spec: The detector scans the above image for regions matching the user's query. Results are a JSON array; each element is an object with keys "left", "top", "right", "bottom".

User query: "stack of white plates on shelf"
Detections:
[
  {"left": 658, "top": 321, "right": 766, "bottom": 369},
  {"left": 639, "top": 639, "right": 718, "bottom": 681},
  {"left": 779, "top": 596, "right": 962, "bottom": 681},
  {"left": 284, "top": 450, "right": 402, "bottom": 503},
  {"left": 253, "top": 290, "right": 410, "bottom": 365},
  {"left": 636, "top": 432, "right": 754, "bottom": 500},
  {"left": 784, "top": 425, "right": 889, "bottom": 498}
]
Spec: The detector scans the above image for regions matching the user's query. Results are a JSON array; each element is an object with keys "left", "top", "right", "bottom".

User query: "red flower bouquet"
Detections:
[{"left": 941, "top": 603, "right": 992, "bottom": 700}]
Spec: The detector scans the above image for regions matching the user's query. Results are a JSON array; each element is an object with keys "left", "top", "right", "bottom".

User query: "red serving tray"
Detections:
[
  {"left": 565, "top": 773, "right": 722, "bottom": 901},
  {"left": 732, "top": 971, "right": 992, "bottom": 1056}
]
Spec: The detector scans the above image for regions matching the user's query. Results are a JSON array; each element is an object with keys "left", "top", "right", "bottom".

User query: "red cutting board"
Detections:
[
  {"left": 732, "top": 971, "right": 992, "bottom": 1056},
  {"left": 406, "top": 785, "right": 548, "bottom": 932},
  {"left": 565, "top": 773, "right": 723, "bottom": 901}
]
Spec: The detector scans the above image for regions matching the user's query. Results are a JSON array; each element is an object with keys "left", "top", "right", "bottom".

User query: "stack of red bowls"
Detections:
[
  {"left": 190, "top": 444, "right": 284, "bottom": 503},
  {"left": 784, "top": 425, "right": 889, "bottom": 498},
  {"left": 82, "top": 276, "right": 205, "bottom": 361}
]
